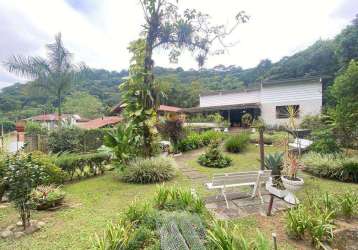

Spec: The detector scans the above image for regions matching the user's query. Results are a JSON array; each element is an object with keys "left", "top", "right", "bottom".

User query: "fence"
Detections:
[{"left": 25, "top": 135, "right": 49, "bottom": 153}]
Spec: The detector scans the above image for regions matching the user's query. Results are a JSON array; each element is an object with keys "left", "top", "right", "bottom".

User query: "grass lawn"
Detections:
[
  {"left": 1, "top": 142, "right": 357, "bottom": 250},
  {"left": 188, "top": 143, "right": 283, "bottom": 176},
  {"left": 0, "top": 171, "right": 191, "bottom": 250}
]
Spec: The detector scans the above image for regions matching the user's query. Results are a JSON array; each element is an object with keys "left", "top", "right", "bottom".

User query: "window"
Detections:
[{"left": 276, "top": 105, "right": 299, "bottom": 119}]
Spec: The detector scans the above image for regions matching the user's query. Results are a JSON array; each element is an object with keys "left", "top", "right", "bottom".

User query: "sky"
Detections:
[{"left": 0, "top": 0, "right": 357, "bottom": 89}]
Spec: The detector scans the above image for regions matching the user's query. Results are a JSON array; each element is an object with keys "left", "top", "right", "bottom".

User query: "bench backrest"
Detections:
[{"left": 212, "top": 170, "right": 271, "bottom": 187}]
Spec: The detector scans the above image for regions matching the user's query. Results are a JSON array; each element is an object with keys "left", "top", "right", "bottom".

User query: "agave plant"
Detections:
[{"left": 264, "top": 152, "right": 284, "bottom": 189}]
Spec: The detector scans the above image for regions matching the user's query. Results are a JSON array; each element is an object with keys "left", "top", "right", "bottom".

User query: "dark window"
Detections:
[{"left": 276, "top": 105, "right": 299, "bottom": 119}]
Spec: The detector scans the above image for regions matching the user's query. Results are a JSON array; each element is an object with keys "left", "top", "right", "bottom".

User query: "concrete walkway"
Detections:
[{"left": 173, "top": 148, "right": 208, "bottom": 183}]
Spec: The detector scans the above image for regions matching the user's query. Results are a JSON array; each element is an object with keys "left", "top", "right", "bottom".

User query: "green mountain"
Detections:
[{"left": 1, "top": 15, "right": 357, "bottom": 121}]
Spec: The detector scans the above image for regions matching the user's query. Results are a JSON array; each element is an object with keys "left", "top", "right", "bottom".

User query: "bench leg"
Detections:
[
  {"left": 258, "top": 187, "right": 264, "bottom": 204},
  {"left": 222, "top": 188, "right": 229, "bottom": 209},
  {"left": 251, "top": 184, "right": 258, "bottom": 199}
]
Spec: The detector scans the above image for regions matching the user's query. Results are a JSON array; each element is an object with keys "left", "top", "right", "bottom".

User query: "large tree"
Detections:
[
  {"left": 330, "top": 60, "right": 358, "bottom": 148},
  {"left": 4, "top": 33, "right": 87, "bottom": 123},
  {"left": 62, "top": 91, "right": 103, "bottom": 118},
  {"left": 121, "top": 0, "right": 248, "bottom": 157}
]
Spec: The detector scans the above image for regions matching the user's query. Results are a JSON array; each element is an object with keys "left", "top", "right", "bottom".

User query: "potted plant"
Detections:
[
  {"left": 281, "top": 151, "right": 304, "bottom": 204},
  {"left": 264, "top": 152, "right": 288, "bottom": 198},
  {"left": 281, "top": 106, "right": 304, "bottom": 204}
]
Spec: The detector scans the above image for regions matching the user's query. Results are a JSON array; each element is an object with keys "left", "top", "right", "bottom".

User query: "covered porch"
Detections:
[{"left": 183, "top": 103, "right": 261, "bottom": 127}]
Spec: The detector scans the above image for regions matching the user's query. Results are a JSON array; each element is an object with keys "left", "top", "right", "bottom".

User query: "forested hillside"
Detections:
[{"left": 0, "top": 15, "right": 357, "bottom": 121}]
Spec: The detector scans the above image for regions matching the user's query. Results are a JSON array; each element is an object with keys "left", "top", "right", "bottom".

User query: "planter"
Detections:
[
  {"left": 33, "top": 197, "right": 64, "bottom": 210},
  {"left": 281, "top": 176, "right": 304, "bottom": 204},
  {"left": 265, "top": 178, "right": 288, "bottom": 198}
]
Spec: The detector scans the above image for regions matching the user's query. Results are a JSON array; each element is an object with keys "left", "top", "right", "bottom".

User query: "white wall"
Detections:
[
  {"left": 260, "top": 80, "right": 322, "bottom": 126},
  {"left": 200, "top": 90, "right": 260, "bottom": 107},
  {"left": 199, "top": 79, "right": 322, "bottom": 126}
]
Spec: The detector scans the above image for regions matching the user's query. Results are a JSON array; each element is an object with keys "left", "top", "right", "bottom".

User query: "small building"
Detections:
[
  {"left": 184, "top": 77, "right": 322, "bottom": 127},
  {"left": 76, "top": 116, "right": 122, "bottom": 130},
  {"left": 27, "top": 114, "right": 87, "bottom": 130}
]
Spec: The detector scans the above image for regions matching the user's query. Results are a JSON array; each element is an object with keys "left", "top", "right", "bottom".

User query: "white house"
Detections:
[
  {"left": 184, "top": 77, "right": 322, "bottom": 127},
  {"left": 27, "top": 114, "right": 87, "bottom": 130}
]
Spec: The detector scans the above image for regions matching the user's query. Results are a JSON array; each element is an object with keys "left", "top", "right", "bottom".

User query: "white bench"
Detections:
[
  {"left": 289, "top": 138, "right": 312, "bottom": 151},
  {"left": 206, "top": 170, "right": 272, "bottom": 208}
]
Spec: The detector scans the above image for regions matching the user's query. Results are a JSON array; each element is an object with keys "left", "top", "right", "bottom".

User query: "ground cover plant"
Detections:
[
  {"left": 286, "top": 190, "right": 358, "bottom": 248},
  {"left": 94, "top": 185, "right": 271, "bottom": 250},
  {"left": 302, "top": 152, "right": 358, "bottom": 183},
  {"left": 120, "top": 157, "right": 176, "bottom": 184},
  {"left": 225, "top": 133, "right": 250, "bottom": 153},
  {"left": 198, "top": 140, "right": 232, "bottom": 168},
  {"left": 93, "top": 185, "right": 208, "bottom": 249}
]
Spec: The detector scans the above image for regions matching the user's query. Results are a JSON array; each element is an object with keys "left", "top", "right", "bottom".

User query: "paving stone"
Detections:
[
  {"left": 1, "top": 230, "right": 13, "bottom": 238},
  {"left": 14, "top": 232, "right": 25, "bottom": 239}
]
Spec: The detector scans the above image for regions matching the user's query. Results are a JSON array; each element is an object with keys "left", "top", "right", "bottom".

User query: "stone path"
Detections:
[
  {"left": 173, "top": 148, "right": 208, "bottom": 183},
  {"left": 205, "top": 191, "right": 293, "bottom": 220},
  {"left": 173, "top": 149, "right": 293, "bottom": 220}
]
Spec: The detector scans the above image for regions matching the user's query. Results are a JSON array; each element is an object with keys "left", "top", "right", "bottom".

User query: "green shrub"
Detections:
[
  {"left": 310, "top": 129, "right": 341, "bottom": 154},
  {"left": 241, "top": 113, "right": 252, "bottom": 128},
  {"left": 300, "top": 115, "right": 325, "bottom": 131},
  {"left": 224, "top": 133, "right": 250, "bottom": 153},
  {"left": 48, "top": 127, "right": 84, "bottom": 153},
  {"left": 4, "top": 154, "right": 49, "bottom": 229},
  {"left": 337, "top": 191, "right": 358, "bottom": 218},
  {"left": 249, "top": 133, "right": 274, "bottom": 145},
  {"left": 123, "top": 202, "right": 158, "bottom": 230},
  {"left": 30, "top": 151, "right": 67, "bottom": 184},
  {"left": 302, "top": 152, "right": 358, "bottom": 183},
  {"left": 30, "top": 185, "right": 65, "bottom": 210},
  {"left": 177, "top": 130, "right": 224, "bottom": 152},
  {"left": 55, "top": 152, "right": 110, "bottom": 180},
  {"left": 207, "top": 220, "right": 270, "bottom": 250},
  {"left": 198, "top": 140, "right": 232, "bottom": 168},
  {"left": 121, "top": 157, "right": 175, "bottom": 184},
  {"left": 0, "top": 153, "right": 8, "bottom": 201},
  {"left": 153, "top": 185, "right": 206, "bottom": 215},
  {"left": 0, "top": 119, "right": 16, "bottom": 133},
  {"left": 337, "top": 160, "right": 358, "bottom": 182},
  {"left": 264, "top": 152, "right": 284, "bottom": 189},
  {"left": 93, "top": 219, "right": 134, "bottom": 250},
  {"left": 25, "top": 121, "right": 48, "bottom": 136}
]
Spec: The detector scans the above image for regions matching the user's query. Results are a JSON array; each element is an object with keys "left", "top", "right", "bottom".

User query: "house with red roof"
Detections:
[{"left": 76, "top": 116, "right": 122, "bottom": 130}]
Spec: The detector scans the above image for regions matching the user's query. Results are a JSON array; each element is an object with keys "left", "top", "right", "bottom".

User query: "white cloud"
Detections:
[{"left": 0, "top": 0, "right": 355, "bottom": 88}]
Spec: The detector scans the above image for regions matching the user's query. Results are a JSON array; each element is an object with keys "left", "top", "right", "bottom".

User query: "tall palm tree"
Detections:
[{"left": 4, "top": 33, "right": 88, "bottom": 125}]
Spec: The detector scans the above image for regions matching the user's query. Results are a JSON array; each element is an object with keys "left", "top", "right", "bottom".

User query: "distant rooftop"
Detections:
[{"left": 77, "top": 116, "right": 122, "bottom": 129}]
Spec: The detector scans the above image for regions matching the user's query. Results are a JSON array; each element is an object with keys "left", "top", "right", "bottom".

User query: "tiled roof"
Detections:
[{"left": 77, "top": 116, "right": 122, "bottom": 129}]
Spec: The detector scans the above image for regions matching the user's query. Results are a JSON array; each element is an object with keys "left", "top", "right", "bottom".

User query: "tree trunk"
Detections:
[
  {"left": 141, "top": 10, "right": 160, "bottom": 157},
  {"left": 259, "top": 129, "right": 265, "bottom": 170},
  {"left": 57, "top": 91, "right": 62, "bottom": 127}
]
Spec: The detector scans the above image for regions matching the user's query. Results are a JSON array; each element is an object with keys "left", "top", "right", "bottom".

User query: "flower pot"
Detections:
[
  {"left": 265, "top": 178, "right": 288, "bottom": 198},
  {"left": 281, "top": 176, "right": 304, "bottom": 204}
]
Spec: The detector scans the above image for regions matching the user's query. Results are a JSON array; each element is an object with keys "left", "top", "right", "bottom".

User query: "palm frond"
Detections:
[
  {"left": 46, "top": 32, "right": 73, "bottom": 73},
  {"left": 4, "top": 55, "right": 50, "bottom": 79}
]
